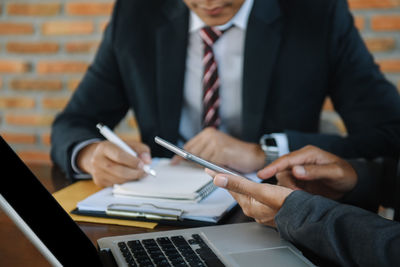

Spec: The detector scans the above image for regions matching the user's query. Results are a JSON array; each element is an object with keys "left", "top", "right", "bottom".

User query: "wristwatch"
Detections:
[{"left": 259, "top": 134, "right": 279, "bottom": 165}]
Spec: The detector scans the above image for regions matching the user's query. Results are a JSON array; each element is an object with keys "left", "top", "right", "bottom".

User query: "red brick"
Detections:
[
  {"left": 2, "top": 133, "right": 36, "bottom": 144},
  {"left": 5, "top": 114, "right": 54, "bottom": 126},
  {"left": 0, "top": 60, "right": 30, "bottom": 73},
  {"left": 377, "top": 59, "right": 400, "bottom": 72},
  {"left": 42, "top": 21, "right": 93, "bottom": 35},
  {"left": 364, "top": 38, "right": 396, "bottom": 52},
  {"left": 66, "top": 2, "right": 113, "bottom": 16},
  {"left": 18, "top": 150, "right": 51, "bottom": 165},
  {"left": 372, "top": 15, "right": 400, "bottom": 31},
  {"left": 65, "top": 41, "right": 99, "bottom": 53},
  {"left": 354, "top": 16, "right": 365, "bottom": 30},
  {"left": 0, "top": 22, "right": 34, "bottom": 35},
  {"left": 41, "top": 133, "right": 51, "bottom": 146},
  {"left": 10, "top": 79, "right": 62, "bottom": 91},
  {"left": 37, "top": 61, "right": 89, "bottom": 74},
  {"left": 0, "top": 97, "right": 35, "bottom": 109},
  {"left": 67, "top": 79, "right": 81, "bottom": 91},
  {"left": 349, "top": 0, "right": 400, "bottom": 9},
  {"left": 42, "top": 97, "right": 69, "bottom": 110},
  {"left": 7, "top": 3, "right": 61, "bottom": 16},
  {"left": 7, "top": 42, "right": 59, "bottom": 54}
]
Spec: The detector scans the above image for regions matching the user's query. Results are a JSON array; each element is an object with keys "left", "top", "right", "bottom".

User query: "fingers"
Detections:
[
  {"left": 276, "top": 170, "right": 303, "bottom": 190},
  {"left": 257, "top": 145, "right": 335, "bottom": 179},
  {"left": 126, "top": 141, "right": 152, "bottom": 164},
  {"left": 170, "top": 155, "right": 184, "bottom": 165},
  {"left": 91, "top": 158, "right": 145, "bottom": 187},
  {"left": 184, "top": 130, "right": 216, "bottom": 161},
  {"left": 101, "top": 141, "right": 143, "bottom": 168},
  {"left": 292, "top": 164, "right": 343, "bottom": 181},
  {"left": 212, "top": 173, "right": 292, "bottom": 209},
  {"left": 229, "top": 191, "right": 276, "bottom": 225},
  {"left": 79, "top": 141, "right": 149, "bottom": 187}
]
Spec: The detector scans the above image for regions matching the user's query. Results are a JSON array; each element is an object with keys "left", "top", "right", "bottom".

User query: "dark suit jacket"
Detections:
[
  {"left": 276, "top": 180, "right": 400, "bottom": 266},
  {"left": 51, "top": 0, "right": 400, "bottom": 178}
]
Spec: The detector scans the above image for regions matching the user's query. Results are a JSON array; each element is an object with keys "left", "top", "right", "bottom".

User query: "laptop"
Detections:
[{"left": 0, "top": 136, "right": 315, "bottom": 267}]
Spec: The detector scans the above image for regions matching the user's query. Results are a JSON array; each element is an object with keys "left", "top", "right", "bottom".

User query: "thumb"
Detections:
[
  {"left": 213, "top": 174, "right": 291, "bottom": 209},
  {"left": 292, "top": 164, "right": 340, "bottom": 181}
]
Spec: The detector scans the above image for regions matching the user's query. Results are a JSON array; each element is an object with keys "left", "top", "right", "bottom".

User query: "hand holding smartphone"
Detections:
[{"left": 154, "top": 136, "right": 249, "bottom": 179}]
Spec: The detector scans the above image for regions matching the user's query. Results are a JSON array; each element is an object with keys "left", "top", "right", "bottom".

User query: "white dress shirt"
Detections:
[
  {"left": 71, "top": 0, "right": 289, "bottom": 178},
  {"left": 179, "top": 0, "right": 254, "bottom": 141}
]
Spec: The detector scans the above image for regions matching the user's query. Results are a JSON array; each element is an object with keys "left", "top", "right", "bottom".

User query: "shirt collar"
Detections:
[{"left": 189, "top": 0, "right": 254, "bottom": 32}]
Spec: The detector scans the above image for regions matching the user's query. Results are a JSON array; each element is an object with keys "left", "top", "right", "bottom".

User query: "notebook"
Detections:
[
  {"left": 0, "top": 136, "right": 315, "bottom": 266},
  {"left": 113, "top": 159, "right": 216, "bottom": 202},
  {"left": 76, "top": 182, "right": 237, "bottom": 225}
]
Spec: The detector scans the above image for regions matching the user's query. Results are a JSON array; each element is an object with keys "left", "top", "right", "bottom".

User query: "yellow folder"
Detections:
[{"left": 52, "top": 180, "right": 157, "bottom": 229}]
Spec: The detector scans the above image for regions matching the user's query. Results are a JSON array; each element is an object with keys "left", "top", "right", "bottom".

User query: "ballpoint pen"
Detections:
[{"left": 96, "top": 123, "right": 156, "bottom": 176}]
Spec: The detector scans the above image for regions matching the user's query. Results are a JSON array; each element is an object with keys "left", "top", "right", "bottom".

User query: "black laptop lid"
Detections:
[{"left": 0, "top": 136, "right": 103, "bottom": 266}]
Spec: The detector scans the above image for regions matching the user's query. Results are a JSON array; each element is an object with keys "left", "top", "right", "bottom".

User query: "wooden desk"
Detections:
[{"left": 0, "top": 163, "right": 251, "bottom": 267}]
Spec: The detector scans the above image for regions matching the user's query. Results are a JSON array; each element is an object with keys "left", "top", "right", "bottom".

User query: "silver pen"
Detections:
[{"left": 96, "top": 123, "right": 156, "bottom": 176}]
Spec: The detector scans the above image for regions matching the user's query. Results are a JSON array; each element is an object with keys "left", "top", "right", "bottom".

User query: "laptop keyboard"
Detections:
[{"left": 118, "top": 234, "right": 225, "bottom": 267}]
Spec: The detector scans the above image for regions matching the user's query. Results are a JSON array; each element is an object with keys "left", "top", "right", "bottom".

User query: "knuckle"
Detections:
[
  {"left": 303, "top": 145, "right": 316, "bottom": 151},
  {"left": 242, "top": 208, "right": 251, "bottom": 217},
  {"left": 114, "top": 150, "right": 125, "bottom": 162}
]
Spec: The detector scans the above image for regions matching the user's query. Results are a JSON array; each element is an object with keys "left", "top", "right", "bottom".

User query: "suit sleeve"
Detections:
[
  {"left": 50, "top": 0, "right": 130, "bottom": 179},
  {"left": 275, "top": 190, "right": 400, "bottom": 267},
  {"left": 286, "top": 0, "right": 400, "bottom": 159},
  {"left": 339, "top": 158, "right": 399, "bottom": 212}
]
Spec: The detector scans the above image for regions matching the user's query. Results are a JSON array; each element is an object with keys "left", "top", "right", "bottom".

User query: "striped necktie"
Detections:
[{"left": 200, "top": 26, "right": 229, "bottom": 128}]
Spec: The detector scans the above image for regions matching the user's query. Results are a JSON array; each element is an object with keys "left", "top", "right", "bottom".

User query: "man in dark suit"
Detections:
[
  {"left": 208, "top": 145, "right": 400, "bottom": 266},
  {"left": 51, "top": 0, "right": 400, "bottom": 186}
]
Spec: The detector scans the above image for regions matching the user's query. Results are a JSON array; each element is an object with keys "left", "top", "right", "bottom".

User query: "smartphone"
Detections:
[{"left": 154, "top": 136, "right": 246, "bottom": 178}]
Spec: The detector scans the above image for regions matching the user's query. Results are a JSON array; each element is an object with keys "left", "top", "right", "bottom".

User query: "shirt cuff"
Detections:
[
  {"left": 270, "top": 133, "right": 290, "bottom": 156},
  {"left": 71, "top": 138, "right": 102, "bottom": 179}
]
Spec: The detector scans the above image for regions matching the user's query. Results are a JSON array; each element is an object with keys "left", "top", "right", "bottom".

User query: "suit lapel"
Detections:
[
  {"left": 155, "top": 1, "right": 189, "bottom": 144},
  {"left": 242, "top": 0, "right": 283, "bottom": 141}
]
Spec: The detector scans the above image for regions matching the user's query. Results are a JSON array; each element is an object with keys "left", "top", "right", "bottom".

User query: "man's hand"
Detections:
[
  {"left": 171, "top": 127, "right": 265, "bottom": 173},
  {"left": 206, "top": 169, "right": 293, "bottom": 227},
  {"left": 258, "top": 145, "right": 358, "bottom": 200},
  {"left": 77, "top": 140, "right": 152, "bottom": 187}
]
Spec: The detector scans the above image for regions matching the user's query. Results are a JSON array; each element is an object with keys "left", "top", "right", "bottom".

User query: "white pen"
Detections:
[{"left": 96, "top": 123, "right": 156, "bottom": 176}]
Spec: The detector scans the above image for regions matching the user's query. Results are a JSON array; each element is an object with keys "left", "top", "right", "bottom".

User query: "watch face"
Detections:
[{"left": 266, "top": 138, "right": 277, "bottom": 147}]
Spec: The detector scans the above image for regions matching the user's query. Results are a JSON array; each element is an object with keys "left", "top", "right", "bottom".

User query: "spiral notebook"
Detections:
[{"left": 112, "top": 159, "right": 216, "bottom": 203}]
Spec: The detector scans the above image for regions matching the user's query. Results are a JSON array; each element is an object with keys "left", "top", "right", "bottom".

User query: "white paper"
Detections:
[{"left": 113, "top": 159, "right": 214, "bottom": 201}]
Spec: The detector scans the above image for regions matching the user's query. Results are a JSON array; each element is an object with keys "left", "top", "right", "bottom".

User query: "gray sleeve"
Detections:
[
  {"left": 70, "top": 139, "right": 101, "bottom": 179},
  {"left": 275, "top": 190, "right": 400, "bottom": 267}
]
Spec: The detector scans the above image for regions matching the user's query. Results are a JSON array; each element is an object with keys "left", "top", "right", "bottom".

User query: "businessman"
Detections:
[
  {"left": 207, "top": 145, "right": 400, "bottom": 266},
  {"left": 51, "top": 0, "right": 400, "bottom": 186}
]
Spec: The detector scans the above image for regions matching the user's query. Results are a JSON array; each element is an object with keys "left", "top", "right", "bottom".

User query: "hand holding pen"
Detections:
[
  {"left": 75, "top": 123, "right": 156, "bottom": 187},
  {"left": 96, "top": 123, "right": 156, "bottom": 177}
]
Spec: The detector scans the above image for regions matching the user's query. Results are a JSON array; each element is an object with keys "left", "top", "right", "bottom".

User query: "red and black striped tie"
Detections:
[{"left": 200, "top": 26, "right": 226, "bottom": 128}]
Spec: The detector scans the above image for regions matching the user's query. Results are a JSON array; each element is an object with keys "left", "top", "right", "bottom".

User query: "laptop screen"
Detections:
[{"left": 0, "top": 136, "right": 103, "bottom": 266}]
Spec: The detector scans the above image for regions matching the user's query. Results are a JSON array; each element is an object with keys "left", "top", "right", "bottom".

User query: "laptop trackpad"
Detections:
[{"left": 229, "top": 247, "right": 311, "bottom": 267}]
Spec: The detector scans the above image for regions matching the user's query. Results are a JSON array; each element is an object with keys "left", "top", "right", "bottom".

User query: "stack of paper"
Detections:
[{"left": 113, "top": 159, "right": 216, "bottom": 203}]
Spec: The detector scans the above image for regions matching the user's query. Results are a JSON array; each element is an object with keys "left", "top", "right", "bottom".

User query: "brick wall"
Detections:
[{"left": 0, "top": 0, "right": 399, "bottom": 165}]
